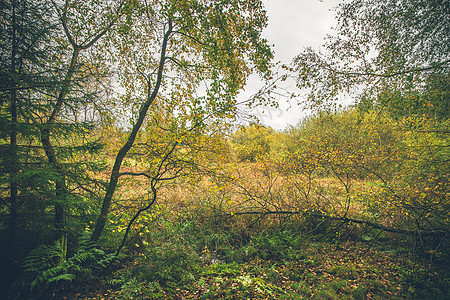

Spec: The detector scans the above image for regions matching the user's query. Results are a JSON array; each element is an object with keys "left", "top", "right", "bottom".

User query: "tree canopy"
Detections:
[
  {"left": 293, "top": 0, "right": 449, "bottom": 114},
  {"left": 0, "top": 0, "right": 274, "bottom": 269}
]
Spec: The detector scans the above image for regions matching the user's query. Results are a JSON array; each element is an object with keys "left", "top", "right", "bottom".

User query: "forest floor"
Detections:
[{"left": 62, "top": 233, "right": 449, "bottom": 300}]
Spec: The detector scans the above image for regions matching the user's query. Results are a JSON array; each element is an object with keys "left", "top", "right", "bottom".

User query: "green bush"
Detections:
[
  {"left": 250, "top": 230, "right": 306, "bottom": 261},
  {"left": 136, "top": 237, "right": 200, "bottom": 285}
]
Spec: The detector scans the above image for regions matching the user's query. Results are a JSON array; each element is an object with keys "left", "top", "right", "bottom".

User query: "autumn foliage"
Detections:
[{"left": 0, "top": 0, "right": 448, "bottom": 298}]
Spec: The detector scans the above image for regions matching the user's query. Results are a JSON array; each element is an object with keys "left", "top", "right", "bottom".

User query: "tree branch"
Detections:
[{"left": 224, "top": 210, "right": 449, "bottom": 236}]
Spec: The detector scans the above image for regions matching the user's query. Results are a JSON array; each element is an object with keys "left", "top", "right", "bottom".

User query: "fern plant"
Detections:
[
  {"left": 22, "top": 239, "right": 72, "bottom": 293},
  {"left": 21, "top": 231, "right": 119, "bottom": 297}
]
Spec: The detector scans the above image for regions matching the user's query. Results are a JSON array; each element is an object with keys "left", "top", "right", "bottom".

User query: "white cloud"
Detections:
[
  {"left": 239, "top": 0, "right": 344, "bottom": 130},
  {"left": 263, "top": 0, "right": 341, "bottom": 61}
]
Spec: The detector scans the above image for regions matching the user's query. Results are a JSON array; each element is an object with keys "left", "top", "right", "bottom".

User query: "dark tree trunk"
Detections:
[
  {"left": 91, "top": 20, "right": 173, "bottom": 242},
  {"left": 8, "top": 0, "right": 18, "bottom": 240}
]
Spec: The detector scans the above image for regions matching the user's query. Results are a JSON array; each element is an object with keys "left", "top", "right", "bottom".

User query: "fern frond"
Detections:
[
  {"left": 47, "top": 274, "right": 76, "bottom": 284},
  {"left": 22, "top": 232, "right": 121, "bottom": 296}
]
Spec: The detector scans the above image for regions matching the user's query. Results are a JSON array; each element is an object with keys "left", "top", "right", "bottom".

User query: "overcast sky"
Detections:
[{"left": 240, "top": 0, "right": 344, "bottom": 130}]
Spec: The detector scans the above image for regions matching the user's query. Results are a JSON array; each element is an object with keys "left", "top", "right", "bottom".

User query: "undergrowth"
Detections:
[
  {"left": 59, "top": 217, "right": 449, "bottom": 300},
  {"left": 10, "top": 231, "right": 121, "bottom": 299}
]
